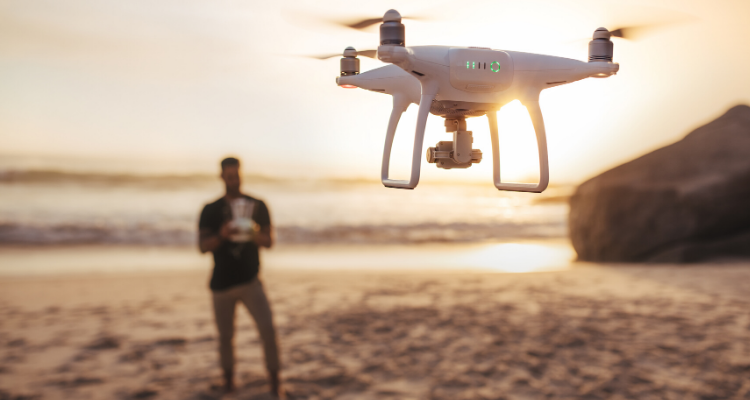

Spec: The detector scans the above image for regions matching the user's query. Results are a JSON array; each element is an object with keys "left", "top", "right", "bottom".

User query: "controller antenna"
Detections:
[
  {"left": 380, "top": 9, "right": 405, "bottom": 46},
  {"left": 588, "top": 27, "right": 613, "bottom": 62}
]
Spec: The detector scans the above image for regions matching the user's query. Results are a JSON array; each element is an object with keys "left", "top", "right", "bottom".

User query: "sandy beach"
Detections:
[{"left": 2, "top": 253, "right": 750, "bottom": 400}]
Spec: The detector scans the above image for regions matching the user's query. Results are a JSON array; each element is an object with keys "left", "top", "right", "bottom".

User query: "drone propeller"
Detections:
[
  {"left": 332, "top": 15, "right": 425, "bottom": 31},
  {"left": 356, "top": 50, "right": 378, "bottom": 58},
  {"left": 284, "top": 7, "right": 431, "bottom": 33},
  {"left": 306, "top": 49, "right": 377, "bottom": 60},
  {"left": 606, "top": 25, "right": 663, "bottom": 41},
  {"left": 566, "top": 16, "right": 693, "bottom": 45},
  {"left": 563, "top": 24, "right": 655, "bottom": 44},
  {"left": 608, "top": 27, "right": 632, "bottom": 39}
]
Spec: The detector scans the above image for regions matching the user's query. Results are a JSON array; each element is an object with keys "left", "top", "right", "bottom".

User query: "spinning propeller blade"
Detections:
[
  {"left": 284, "top": 9, "right": 431, "bottom": 32},
  {"left": 357, "top": 50, "right": 377, "bottom": 58},
  {"left": 565, "top": 15, "right": 694, "bottom": 44},
  {"left": 307, "top": 53, "right": 344, "bottom": 60},
  {"left": 334, "top": 15, "right": 424, "bottom": 30},
  {"left": 304, "top": 50, "right": 377, "bottom": 60},
  {"left": 608, "top": 27, "right": 632, "bottom": 39},
  {"left": 343, "top": 17, "right": 383, "bottom": 30},
  {"left": 607, "top": 25, "right": 659, "bottom": 40},
  {"left": 561, "top": 23, "right": 683, "bottom": 45}
]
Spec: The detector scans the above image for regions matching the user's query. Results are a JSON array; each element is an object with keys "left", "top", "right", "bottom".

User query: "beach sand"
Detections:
[{"left": 1, "top": 258, "right": 750, "bottom": 399}]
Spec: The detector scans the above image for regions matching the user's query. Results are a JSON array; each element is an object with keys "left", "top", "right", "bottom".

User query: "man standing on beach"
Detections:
[{"left": 198, "top": 157, "right": 282, "bottom": 397}]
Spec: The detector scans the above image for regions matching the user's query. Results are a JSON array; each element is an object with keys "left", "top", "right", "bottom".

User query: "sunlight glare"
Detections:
[
  {"left": 494, "top": 101, "right": 540, "bottom": 182},
  {"left": 462, "top": 242, "right": 574, "bottom": 273}
]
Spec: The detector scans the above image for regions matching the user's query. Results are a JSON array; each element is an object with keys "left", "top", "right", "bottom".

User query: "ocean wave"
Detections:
[
  {"left": 278, "top": 222, "right": 566, "bottom": 244},
  {"left": 0, "top": 170, "right": 284, "bottom": 187},
  {"left": 0, "top": 221, "right": 566, "bottom": 246},
  {"left": 0, "top": 169, "right": 380, "bottom": 187},
  {"left": 0, "top": 169, "right": 575, "bottom": 192},
  {"left": 0, "top": 222, "right": 195, "bottom": 246}
]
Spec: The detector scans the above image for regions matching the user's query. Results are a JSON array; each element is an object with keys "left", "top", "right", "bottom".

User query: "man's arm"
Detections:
[
  {"left": 253, "top": 200, "right": 273, "bottom": 249},
  {"left": 254, "top": 224, "right": 274, "bottom": 248}
]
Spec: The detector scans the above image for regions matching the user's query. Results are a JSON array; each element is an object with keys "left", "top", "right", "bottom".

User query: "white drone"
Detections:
[{"left": 326, "top": 9, "right": 620, "bottom": 192}]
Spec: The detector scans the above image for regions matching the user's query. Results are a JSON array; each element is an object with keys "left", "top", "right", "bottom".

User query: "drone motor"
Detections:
[
  {"left": 340, "top": 46, "right": 360, "bottom": 76},
  {"left": 380, "top": 9, "right": 405, "bottom": 46},
  {"left": 589, "top": 27, "right": 614, "bottom": 63}
]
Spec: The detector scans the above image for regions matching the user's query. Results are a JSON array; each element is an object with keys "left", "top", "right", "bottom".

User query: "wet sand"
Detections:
[{"left": 1, "top": 263, "right": 750, "bottom": 399}]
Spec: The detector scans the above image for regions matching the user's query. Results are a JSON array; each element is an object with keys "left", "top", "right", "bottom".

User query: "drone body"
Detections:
[{"left": 335, "top": 10, "right": 619, "bottom": 192}]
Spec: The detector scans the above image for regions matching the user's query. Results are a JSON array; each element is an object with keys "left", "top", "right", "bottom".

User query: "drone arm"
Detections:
[
  {"left": 489, "top": 100, "right": 549, "bottom": 193},
  {"left": 381, "top": 92, "right": 435, "bottom": 189}
]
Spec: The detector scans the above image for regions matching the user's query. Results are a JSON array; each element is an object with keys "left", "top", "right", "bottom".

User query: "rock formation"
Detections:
[{"left": 569, "top": 105, "right": 750, "bottom": 262}]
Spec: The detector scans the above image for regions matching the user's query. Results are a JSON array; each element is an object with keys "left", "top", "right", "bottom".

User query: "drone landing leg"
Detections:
[
  {"left": 381, "top": 93, "right": 436, "bottom": 189},
  {"left": 380, "top": 97, "right": 408, "bottom": 185},
  {"left": 489, "top": 100, "right": 549, "bottom": 193}
]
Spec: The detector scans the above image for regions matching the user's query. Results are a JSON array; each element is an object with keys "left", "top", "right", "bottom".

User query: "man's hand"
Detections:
[
  {"left": 199, "top": 222, "right": 237, "bottom": 254},
  {"left": 219, "top": 221, "right": 237, "bottom": 240},
  {"left": 254, "top": 225, "right": 274, "bottom": 248}
]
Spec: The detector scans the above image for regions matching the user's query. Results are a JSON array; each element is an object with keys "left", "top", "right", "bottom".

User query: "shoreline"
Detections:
[{"left": 0, "top": 239, "right": 576, "bottom": 277}]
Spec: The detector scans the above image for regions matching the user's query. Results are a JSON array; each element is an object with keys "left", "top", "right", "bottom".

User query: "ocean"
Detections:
[
  {"left": 0, "top": 169, "right": 570, "bottom": 247},
  {"left": 0, "top": 165, "right": 575, "bottom": 275}
]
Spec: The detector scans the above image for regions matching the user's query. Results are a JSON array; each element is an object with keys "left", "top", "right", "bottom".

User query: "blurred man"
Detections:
[{"left": 198, "top": 157, "right": 282, "bottom": 397}]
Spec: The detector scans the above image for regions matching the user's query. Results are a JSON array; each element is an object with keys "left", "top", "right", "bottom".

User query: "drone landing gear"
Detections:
[
  {"left": 488, "top": 100, "right": 549, "bottom": 193},
  {"left": 426, "top": 117, "right": 482, "bottom": 169},
  {"left": 380, "top": 94, "right": 549, "bottom": 193},
  {"left": 381, "top": 93, "right": 436, "bottom": 189}
]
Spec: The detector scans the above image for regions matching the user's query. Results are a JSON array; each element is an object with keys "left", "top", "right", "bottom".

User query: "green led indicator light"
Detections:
[
  {"left": 466, "top": 61, "right": 470, "bottom": 69},
  {"left": 490, "top": 61, "right": 501, "bottom": 72},
  {"left": 472, "top": 61, "right": 476, "bottom": 69}
]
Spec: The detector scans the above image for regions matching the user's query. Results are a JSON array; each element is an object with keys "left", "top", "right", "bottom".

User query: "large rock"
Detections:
[{"left": 569, "top": 105, "right": 750, "bottom": 262}]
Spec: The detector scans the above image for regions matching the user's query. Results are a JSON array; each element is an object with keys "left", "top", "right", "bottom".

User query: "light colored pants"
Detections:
[{"left": 211, "top": 278, "right": 280, "bottom": 373}]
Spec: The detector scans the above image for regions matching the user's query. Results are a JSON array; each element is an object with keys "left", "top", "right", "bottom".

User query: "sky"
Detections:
[{"left": 1, "top": 0, "right": 749, "bottom": 184}]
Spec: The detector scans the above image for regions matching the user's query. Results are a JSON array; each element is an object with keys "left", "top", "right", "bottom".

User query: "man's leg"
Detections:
[
  {"left": 238, "top": 278, "right": 282, "bottom": 397},
  {"left": 212, "top": 288, "right": 238, "bottom": 392}
]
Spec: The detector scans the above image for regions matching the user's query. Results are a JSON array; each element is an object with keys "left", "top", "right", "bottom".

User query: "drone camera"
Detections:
[
  {"left": 589, "top": 27, "right": 614, "bottom": 62},
  {"left": 380, "top": 9, "right": 405, "bottom": 46},
  {"left": 426, "top": 141, "right": 483, "bottom": 169},
  {"left": 426, "top": 118, "right": 482, "bottom": 169},
  {"left": 340, "top": 46, "right": 360, "bottom": 76}
]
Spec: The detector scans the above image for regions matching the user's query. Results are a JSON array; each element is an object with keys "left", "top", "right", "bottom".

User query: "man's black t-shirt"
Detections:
[{"left": 199, "top": 195, "right": 271, "bottom": 291}]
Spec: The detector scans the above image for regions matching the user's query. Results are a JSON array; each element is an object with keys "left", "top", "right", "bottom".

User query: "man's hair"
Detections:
[{"left": 220, "top": 157, "right": 240, "bottom": 171}]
